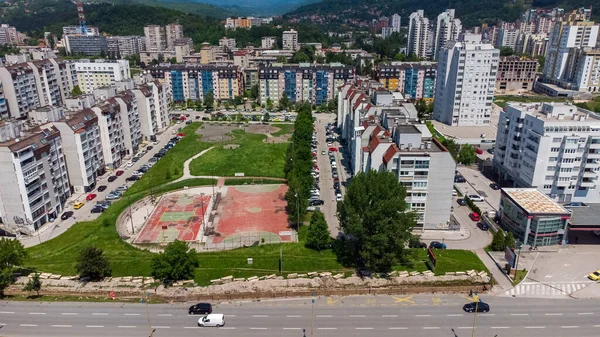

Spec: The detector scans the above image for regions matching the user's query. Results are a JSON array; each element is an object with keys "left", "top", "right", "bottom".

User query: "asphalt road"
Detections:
[
  {"left": 1, "top": 295, "right": 599, "bottom": 336},
  {"left": 314, "top": 114, "right": 340, "bottom": 237}
]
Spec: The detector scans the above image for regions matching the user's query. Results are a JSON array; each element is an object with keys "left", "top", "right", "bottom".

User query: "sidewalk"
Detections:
[{"left": 474, "top": 248, "right": 513, "bottom": 293}]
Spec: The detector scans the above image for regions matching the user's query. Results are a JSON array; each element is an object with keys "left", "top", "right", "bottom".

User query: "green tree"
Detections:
[
  {"left": 203, "top": 91, "right": 214, "bottom": 109},
  {"left": 233, "top": 95, "right": 243, "bottom": 106},
  {"left": 537, "top": 55, "right": 545, "bottom": 70},
  {"left": 151, "top": 240, "right": 198, "bottom": 284},
  {"left": 250, "top": 84, "right": 259, "bottom": 99},
  {"left": 75, "top": 246, "right": 112, "bottom": 281},
  {"left": 500, "top": 47, "right": 514, "bottom": 56},
  {"left": 490, "top": 229, "right": 507, "bottom": 251},
  {"left": 327, "top": 98, "right": 337, "bottom": 112},
  {"left": 276, "top": 56, "right": 287, "bottom": 63},
  {"left": 505, "top": 231, "right": 516, "bottom": 249},
  {"left": 262, "top": 112, "right": 270, "bottom": 122},
  {"left": 168, "top": 57, "right": 177, "bottom": 64},
  {"left": 70, "top": 85, "right": 83, "bottom": 97},
  {"left": 157, "top": 53, "right": 164, "bottom": 63},
  {"left": 23, "top": 273, "right": 42, "bottom": 296},
  {"left": 291, "top": 51, "right": 310, "bottom": 63},
  {"left": 458, "top": 144, "right": 477, "bottom": 165},
  {"left": 279, "top": 94, "right": 290, "bottom": 110},
  {"left": 305, "top": 211, "right": 331, "bottom": 250},
  {"left": 337, "top": 170, "right": 417, "bottom": 272},
  {"left": 0, "top": 238, "right": 27, "bottom": 297},
  {"left": 266, "top": 98, "right": 274, "bottom": 110}
]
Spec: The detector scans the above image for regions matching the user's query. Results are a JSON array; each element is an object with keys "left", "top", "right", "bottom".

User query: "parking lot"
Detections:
[{"left": 455, "top": 166, "right": 501, "bottom": 214}]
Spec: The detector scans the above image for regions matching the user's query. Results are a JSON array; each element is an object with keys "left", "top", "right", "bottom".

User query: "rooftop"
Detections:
[
  {"left": 567, "top": 203, "right": 600, "bottom": 230},
  {"left": 502, "top": 188, "right": 570, "bottom": 215}
]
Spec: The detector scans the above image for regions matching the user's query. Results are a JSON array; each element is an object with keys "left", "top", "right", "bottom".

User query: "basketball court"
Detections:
[{"left": 134, "top": 194, "right": 210, "bottom": 243}]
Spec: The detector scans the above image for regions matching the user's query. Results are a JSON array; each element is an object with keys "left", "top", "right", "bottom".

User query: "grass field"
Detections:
[
  {"left": 493, "top": 95, "right": 569, "bottom": 108},
  {"left": 189, "top": 130, "right": 288, "bottom": 178},
  {"left": 271, "top": 123, "right": 295, "bottom": 137}
]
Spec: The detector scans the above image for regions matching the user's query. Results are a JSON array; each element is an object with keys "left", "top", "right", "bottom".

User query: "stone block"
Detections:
[
  {"left": 120, "top": 277, "right": 132, "bottom": 282},
  {"left": 409, "top": 271, "right": 421, "bottom": 276},
  {"left": 104, "top": 277, "right": 113, "bottom": 282},
  {"left": 287, "top": 273, "right": 298, "bottom": 279},
  {"left": 477, "top": 271, "right": 488, "bottom": 277},
  {"left": 210, "top": 279, "right": 222, "bottom": 285},
  {"left": 275, "top": 276, "right": 284, "bottom": 280},
  {"left": 39, "top": 273, "right": 52, "bottom": 279},
  {"left": 397, "top": 271, "right": 409, "bottom": 277},
  {"left": 131, "top": 278, "right": 143, "bottom": 284},
  {"left": 319, "top": 272, "right": 332, "bottom": 278},
  {"left": 246, "top": 276, "right": 258, "bottom": 282},
  {"left": 389, "top": 271, "right": 399, "bottom": 277},
  {"left": 264, "top": 274, "right": 276, "bottom": 279},
  {"left": 59, "top": 276, "right": 72, "bottom": 280},
  {"left": 49, "top": 274, "right": 61, "bottom": 280},
  {"left": 297, "top": 274, "right": 307, "bottom": 278},
  {"left": 445, "top": 272, "right": 456, "bottom": 276},
  {"left": 307, "top": 272, "right": 318, "bottom": 277},
  {"left": 333, "top": 273, "right": 344, "bottom": 280},
  {"left": 233, "top": 278, "right": 245, "bottom": 282},
  {"left": 482, "top": 276, "right": 491, "bottom": 283},
  {"left": 455, "top": 271, "right": 467, "bottom": 276},
  {"left": 220, "top": 275, "right": 234, "bottom": 283}
]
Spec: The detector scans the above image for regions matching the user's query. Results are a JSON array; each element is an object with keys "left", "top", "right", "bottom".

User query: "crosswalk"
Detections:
[{"left": 501, "top": 281, "right": 596, "bottom": 298}]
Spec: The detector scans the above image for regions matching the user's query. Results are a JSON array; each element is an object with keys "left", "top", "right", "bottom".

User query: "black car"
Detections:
[
  {"left": 61, "top": 211, "right": 74, "bottom": 220},
  {"left": 309, "top": 199, "right": 324, "bottom": 206},
  {"left": 97, "top": 185, "right": 107, "bottom": 192},
  {"left": 457, "top": 198, "right": 467, "bottom": 206},
  {"left": 91, "top": 206, "right": 105, "bottom": 214},
  {"left": 188, "top": 303, "right": 212, "bottom": 315},
  {"left": 108, "top": 176, "right": 118, "bottom": 182},
  {"left": 489, "top": 183, "right": 500, "bottom": 190},
  {"left": 126, "top": 175, "right": 140, "bottom": 182},
  {"left": 454, "top": 175, "right": 466, "bottom": 183},
  {"left": 335, "top": 188, "right": 342, "bottom": 195},
  {"left": 147, "top": 146, "right": 154, "bottom": 151},
  {"left": 333, "top": 182, "right": 340, "bottom": 189},
  {"left": 195, "top": 115, "right": 201, "bottom": 119},
  {"left": 477, "top": 222, "right": 489, "bottom": 231},
  {"left": 463, "top": 301, "right": 490, "bottom": 313},
  {"left": 0, "top": 228, "right": 16, "bottom": 237},
  {"left": 429, "top": 241, "right": 446, "bottom": 249},
  {"left": 132, "top": 157, "right": 139, "bottom": 162}
]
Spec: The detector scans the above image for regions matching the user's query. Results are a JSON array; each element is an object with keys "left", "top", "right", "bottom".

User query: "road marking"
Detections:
[
  {"left": 61, "top": 313, "right": 78, "bottom": 315},
  {"left": 157, "top": 314, "right": 172, "bottom": 316},
  {"left": 578, "top": 312, "right": 594, "bottom": 315},
  {"left": 221, "top": 327, "right": 236, "bottom": 329},
  {"left": 51, "top": 325, "right": 72, "bottom": 328},
  {"left": 283, "top": 328, "right": 302, "bottom": 330},
  {"left": 86, "top": 325, "right": 104, "bottom": 328},
  {"left": 355, "top": 327, "right": 373, "bottom": 330},
  {"left": 252, "top": 315, "right": 269, "bottom": 317},
  {"left": 389, "top": 327, "right": 408, "bottom": 330},
  {"left": 152, "top": 326, "right": 170, "bottom": 329},
  {"left": 510, "top": 313, "right": 528, "bottom": 316},
  {"left": 479, "top": 313, "right": 495, "bottom": 316},
  {"left": 561, "top": 326, "right": 579, "bottom": 328},
  {"left": 225, "top": 315, "right": 236, "bottom": 317},
  {"left": 20, "top": 324, "right": 37, "bottom": 327},
  {"left": 118, "top": 326, "right": 137, "bottom": 328},
  {"left": 92, "top": 313, "right": 109, "bottom": 316},
  {"left": 316, "top": 315, "right": 333, "bottom": 318},
  {"left": 491, "top": 327, "right": 510, "bottom": 329},
  {"left": 183, "top": 327, "right": 199, "bottom": 329},
  {"left": 416, "top": 314, "right": 431, "bottom": 317},
  {"left": 250, "top": 327, "right": 268, "bottom": 330},
  {"left": 29, "top": 312, "right": 45, "bottom": 315},
  {"left": 525, "top": 326, "right": 546, "bottom": 329},
  {"left": 0, "top": 311, "right": 14, "bottom": 314},
  {"left": 545, "top": 313, "right": 563, "bottom": 316},
  {"left": 456, "top": 327, "right": 472, "bottom": 329},
  {"left": 594, "top": 325, "right": 600, "bottom": 327},
  {"left": 423, "top": 327, "right": 441, "bottom": 330},
  {"left": 447, "top": 314, "right": 463, "bottom": 317},
  {"left": 124, "top": 313, "right": 141, "bottom": 316},
  {"left": 317, "top": 327, "right": 337, "bottom": 330},
  {"left": 350, "top": 315, "right": 366, "bottom": 317},
  {"left": 382, "top": 315, "right": 398, "bottom": 318},
  {"left": 286, "top": 315, "right": 302, "bottom": 318}
]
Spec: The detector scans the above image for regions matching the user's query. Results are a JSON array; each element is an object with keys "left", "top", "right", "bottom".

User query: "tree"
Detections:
[
  {"left": 262, "top": 112, "right": 270, "bottom": 122},
  {"left": 23, "top": 273, "right": 42, "bottom": 296},
  {"left": 327, "top": 98, "right": 337, "bottom": 112},
  {"left": 537, "top": 55, "right": 545, "bottom": 70},
  {"left": 151, "top": 240, "right": 198, "bottom": 284},
  {"left": 279, "top": 93, "right": 290, "bottom": 110},
  {"left": 500, "top": 47, "right": 514, "bottom": 56},
  {"left": 75, "top": 246, "right": 112, "bottom": 281},
  {"left": 70, "top": 85, "right": 83, "bottom": 97},
  {"left": 0, "top": 238, "right": 27, "bottom": 297},
  {"left": 203, "top": 91, "right": 214, "bottom": 109},
  {"left": 305, "top": 211, "right": 331, "bottom": 250},
  {"left": 276, "top": 56, "right": 287, "bottom": 63},
  {"left": 266, "top": 98, "right": 274, "bottom": 110},
  {"left": 250, "top": 84, "right": 259, "bottom": 99},
  {"left": 337, "top": 170, "right": 417, "bottom": 272},
  {"left": 233, "top": 95, "right": 243, "bottom": 106},
  {"left": 168, "top": 57, "right": 177, "bottom": 64},
  {"left": 505, "top": 231, "right": 516, "bottom": 249},
  {"left": 490, "top": 229, "right": 507, "bottom": 251},
  {"left": 458, "top": 144, "right": 477, "bottom": 165},
  {"left": 157, "top": 53, "right": 164, "bottom": 63}
]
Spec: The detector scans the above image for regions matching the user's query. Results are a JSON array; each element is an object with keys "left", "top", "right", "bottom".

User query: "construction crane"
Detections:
[{"left": 76, "top": 1, "right": 87, "bottom": 35}]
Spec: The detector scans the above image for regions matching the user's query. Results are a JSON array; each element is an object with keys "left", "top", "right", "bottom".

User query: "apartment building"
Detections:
[
  {"left": 144, "top": 25, "right": 166, "bottom": 52},
  {"left": 494, "top": 102, "right": 600, "bottom": 203},
  {"left": 149, "top": 64, "right": 242, "bottom": 102},
  {"left": 496, "top": 28, "right": 520, "bottom": 50},
  {"left": 132, "top": 81, "right": 170, "bottom": 141},
  {"left": 74, "top": 59, "right": 131, "bottom": 94},
  {"left": 219, "top": 37, "right": 236, "bottom": 51},
  {"left": 0, "top": 124, "right": 71, "bottom": 231},
  {"left": 434, "top": 9, "right": 462, "bottom": 60},
  {"left": 64, "top": 35, "right": 108, "bottom": 56},
  {"left": 258, "top": 63, "right": 355, "bottom": 106},
  {"left": 408, "top": 10, "right": 432, "bottom": 59},
  {"left": 390, "top": 14, "right": 401, "bottom": 32},
  {"left": 282, "top": 29, "right": 299, "bottom": 51},
  {"left": 62, "top": 25, "right": 99, "bottom": 37},
  {"left": 376, "top": 62, "right": 437, "bottom": 100},
  {"left": 433, "top": 34, "right": 499, "bottom": 126},
  {"left": 52, "top": 109, "right": 104, "bottom": 193},
  {"left": 495, "top": 56, "right": 539, "bottom": 92},
  {"left": 0, "top": 24, "right": 18, "bottom": 45},
  {"left": 106, "top": 36, "right": 146, "bottom": 57},
  {"left": 261, "top": 36, "right": 277, "bottom": 49},
  {"left": 165, "top": 24, "right": 183, "bottom": 50}
]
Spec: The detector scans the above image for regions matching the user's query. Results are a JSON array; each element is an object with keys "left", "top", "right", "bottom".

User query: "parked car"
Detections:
[
  {"left": 61, "top": 211, "right": 74, "bottom": 220},
  {"left": 96, "top": 201, "right": 111, "bottom": 209},
  {"left": 489, "top": 183, "right": 500, "bottom": 190},
  {"left": 429, "top": 241, "right": 447, "bottom": 249},
  {"left": 125, "top": 161, "right": 134, "bottom": 168},
  {"left": 73, "top": 202, "right": 85, "bottom": 209},
  {"left": 115, "top": 185, "right": 128, "bottom": 192},
  {"left": 588, "top": 270, "right": 600, "bottom": 281},
  {"left": 309, "top": 199, "right": 324, "bottom": 206},
  {"left": 463, "top": 301, "right": 490, "bottom": 313},
  {"left": 107, "top": 176, "right": 117, "bottom": 182},
  {"left": 149, "top": 157, "right": 158, "bottom": 162},
  {"left": 91, "top": 206, "right": 105, "bottom": 214},
  {"left": 336, "top": 193, "right": 342, "bottom": 201},
  {"left": 97, "top": 185, "right": 107, "bottom": 192},
  {"left": 105, "top": 193, "right": 121, "bottom": 200},
  {"left": 147, "top": 146, "right": 154, "bottom": 151},
  {"left": 468, "top": 194, "right": 485, "bottom": 202},
  {"left": 457, "top": 198, "right": 467, "bottom": 206},
  {"left": 189, "top": 303, "right": 212, "bottom": 315},
  {"left": 564, "top": 202, "right": 588, "bottom": 207},
  {"left": 197, "top": 313, "right": 225, "bottom": 327},
  {"left": 454, "top": 175, "right": 466, "bottom": 183},
  {"left": 469, "top": 212, "right": 481, "bottom": 221},
  {"left": 126, "top": 175, "right": 140, "bottom": 182},
  {"left": 115, "top": 170, "right": 125, "bottom": 176},
  {"left": 477, "top": 222, "right": 488, "bottom": 231},
  {"left": 86, "top": 193, "right": 97, "bottom": 201}
]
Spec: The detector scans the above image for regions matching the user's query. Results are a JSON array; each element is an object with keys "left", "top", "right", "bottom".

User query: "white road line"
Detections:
[
  {"left": 86, "top": 325, "right": 104, "bottom": 328},
  {"left": 157, "top": 314, "right": 172, "bottom": 316},
  {"left": 416, "top": 314, "right": 431, "bottom": 317},
  {"left": 286, "top": 315, "right": 302, "bottom": 318},
  {"left": 20, "top": 324, "right": 37, "bottom": 327},
  {"left": 317, "top": 327, "right": 337, "bottom": 330},
  {"left": 92, "top": 313, "right": 108, "bottom": 316},
  {"left": 124, "top": 313, "right": 141, "bottom": 316},
  {"left": 225, "top": 315, "right": 236, "bottom": 317},
  {"left": 51, "top": 325, "right": 72, "bottom": 328},
  {"left": 423, "top": 327, "right": 441, "bottom": 330},
  {"left": 183, "top": 327, "right": 200, "bottom": 329},
  {"left": 389, "top": 327, "right": 408, "bottom": 330},
  {"left": 0, "top": 311, "right": 14, "bottom": 314},
  {"left": 118, "top": 326, "right": 137, "bottom": 328},
  {"left": 491, "top": 327, "right": 510, "bottom": 329},
  {"left": 316, "top": 315, "right": 333, "bottom": 317},
  {"left": 29, "top": 312, "right": 45, "bottom": 315},
  {"left": 382, "top": 315, "right": 398, "bottom": 318},
  {"left": 561, "top": 326, "right": 579, "bottom": 328},
  {"left": 511, "top": 313, "right": 529, "bottom": 316},
  {"left": 355, "top": 327, "right": 373, "bottom": 330},
  {"left": 252, "top": 315, "right": 269, "bottom": 317},
  {"left": 456, "top": 327, "right": 472, "bottom": 329},
  {"left": 525, "top": 326, "right": 546, "bottom": 329},
  {"left": 594, "top": 325, "right": 600, "bottom": 327},
  {"left": 250, "top": 327, "right": 268, "bottom": 330},
  {"left": 152, "top": 326, "right": 170, "bottom": 329},
  {"left": 545, "top": 313, "right": 563, "bottom": 316},
  {"left": 61, "top": 313, "right": 78, "bottom": 316},
  {"left": 578, "top": 312, "right": 594, "bottom": 315},
  {"left": 447, "top": 314, "right": 463, "bottom": 317},
  {"left": 479, "top": 314, "right": 495, "bottom": 316},
  {"left": 350, "top": 315, "right": 366, "bottom": 317},
  {"left": 283, "top": 328, "right": 302, "bottom": 330},
  {"left": 221, "top": 327, "right": 236, "bottom": 329}
]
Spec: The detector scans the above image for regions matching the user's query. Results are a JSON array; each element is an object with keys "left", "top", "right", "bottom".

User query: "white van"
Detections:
[{"left": 197, "top": 313, "right": 225, "bottom": 327}]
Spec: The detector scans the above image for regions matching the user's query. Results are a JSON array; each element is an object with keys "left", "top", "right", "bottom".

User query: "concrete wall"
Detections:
[{"left": 423, "top": 151, "right": 456, "bottom": 229}]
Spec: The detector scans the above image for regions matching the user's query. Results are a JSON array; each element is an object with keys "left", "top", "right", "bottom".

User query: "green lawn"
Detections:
[
  {"left": 271, "top": 123, "right": 295, "bottom": 137},
  {"left": 398, "top": 249, "right": 489, "bottom": 276},
  {"left": 224, "top": 178, "right": 284, "bottom": 185},
  {"left": 128, "top": 122, "right": 212, "bottom": 194},
  {"left": 493, "top": 95, "right": 569, "bottom": 109},
  {"left": 189, "top": 129, "right": 288, "bottom": 178}
]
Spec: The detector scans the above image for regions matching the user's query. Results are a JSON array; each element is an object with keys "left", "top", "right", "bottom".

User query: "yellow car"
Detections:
[
  {"left": 588, "top": 270, "right": 600, "bottom": 281},
  {"left": 73, "top": 202, "right": 85, "bottom": 210}
]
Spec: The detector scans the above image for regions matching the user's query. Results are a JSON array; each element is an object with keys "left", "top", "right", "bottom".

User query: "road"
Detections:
[
  {"left": 19, "top": 121, "right": 187, "bottom": 248},
  {"left": 455, "top": 166, "right": 501, "bottom": 214},
  {"left": 1, "top": 295, "right": 599, "bottom": 336}
]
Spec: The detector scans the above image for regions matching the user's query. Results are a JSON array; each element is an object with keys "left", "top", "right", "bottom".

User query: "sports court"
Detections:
[
  {"left": 210, "top": 184, "right": 292, "bottom": 245},
  {"left": 134, "top": 193, "right": 210, "bottom": 243}
]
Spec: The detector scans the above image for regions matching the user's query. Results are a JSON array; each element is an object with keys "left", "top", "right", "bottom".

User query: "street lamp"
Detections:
[{"left": 295, "top": 190, "right": 299, "bottom": 227}]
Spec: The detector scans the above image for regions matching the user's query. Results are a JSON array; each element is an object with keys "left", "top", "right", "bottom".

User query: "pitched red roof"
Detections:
[
  {"left": 369, "top": 134, "right": 382, "bottom": 152},
  {"left": 361, "top": 120, "right": 369, "bottom": 129},
  {"left": 382, "top": 143, "right": 400, "bottom": 165},
  {"left": 352, "top": 93, "right": 368, "bottom": 110},
  {"left": 362, "top": 146, "right": 370, "bottom": 153}
]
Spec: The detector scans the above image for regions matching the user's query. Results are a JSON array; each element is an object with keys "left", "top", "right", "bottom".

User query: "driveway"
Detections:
[
  {"left": 455, "top": 166, "right": 501, "bottom": 213},
  {"left": 314, "top": 114, "right": 340, "bottom": 237}
]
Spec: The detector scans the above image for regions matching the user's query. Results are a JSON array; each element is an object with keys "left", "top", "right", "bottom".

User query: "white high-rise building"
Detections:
[
  {"left": 494, "top": 102, "right": 600, "bottom": 203},
  {"left": 165, "top": 24, "right": 183, "bottom": 50},
  {"left": 391, "top": 14, "right": 401, "bottom": 32},
  {"left": 434, "top": 9, "right": 462, "bottom": 60},
  {"left": 496, "top": 28, "right": 520, "bottom": 50},
  {"left": 144, "top": 25, "right": 166, "bottom": 52},
  {"left": 261, "top": 36, "right": 277, "bottom": 49},
  {"left": 74, "top": 59, "right": 131, "bottom": 94},
  {"left": 433, "top": 34, "right": 499, "bottom": 126},
  {"left": 408, "top": 10, "right": 432, "bottom": 59},
  {"left": 282, "top": 29, "right": 299, "bottom": 51}
]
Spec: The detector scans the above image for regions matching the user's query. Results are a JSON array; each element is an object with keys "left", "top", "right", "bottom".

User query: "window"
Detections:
[
  {"left": 553, "top": 137, "right": 562, "bottom": 143},
  {"left": 547, "top": 166, "right": 556, "bottom": 171},
  {"left": 551, "top": 147, "right": 560, "bottom": 152}
]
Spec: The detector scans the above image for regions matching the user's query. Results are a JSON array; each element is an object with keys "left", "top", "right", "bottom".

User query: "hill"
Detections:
[
  {"left": 151, "top": 0, "right": 319, "bottom": 16},
  {"left": 285, "top": 0, "right": 600, "bottom": 29}
]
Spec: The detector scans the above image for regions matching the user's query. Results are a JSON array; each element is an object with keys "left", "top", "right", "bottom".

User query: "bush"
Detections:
[
  {"left": 151, "top": 240, "right": 199, "bottom": 285},
  {"left": 75, "top": 246, "right": 112, "bottom": 281},
  {"left": 464, "top": 196, "right": 482, "bottom": 215},
  {"left": 305, "top": 211, "right": 331, "bottom": 250},
  {"left": 490, "top": 229, "right": 507, "bottom": 251}
]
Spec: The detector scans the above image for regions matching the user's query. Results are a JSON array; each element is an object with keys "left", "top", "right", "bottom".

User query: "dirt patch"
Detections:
[
  {"left": 196, "top": 124, "right": 239, "bottom": 142},
  {"left": 245, "top": 124, "right": 279, "bottom": 135},
  {"left": 265, "top": 134, "right": 291, "bottom": 144},
  {"left": 223, "top": 144, "right": 240, "bottom": 149}
]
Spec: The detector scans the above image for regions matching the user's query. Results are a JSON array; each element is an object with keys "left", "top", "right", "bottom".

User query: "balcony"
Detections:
[
  {"left": 583, "top": 170, "right": 597, "bottom": 178},
  {"left": 589, "top": 142, "right": 600, "bottom": 149},
  {"left": 581, "top": 179, "right": 597, "bottom": 187},
  {"left": 587, "top": 151, "right": 600, "bottom": 159}
]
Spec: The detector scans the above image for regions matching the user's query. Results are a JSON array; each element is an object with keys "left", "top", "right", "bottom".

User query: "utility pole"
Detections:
[
  {"left": 295, "top": 190, "right": 299, "bottom": 227},
  {"left": 471, "top": 301, "right": 479, "bottom": 337},
  {"left": 128, "top": 195, "right": 135, "bottom": 234},
  {"left": 311, "top": 295, "right": 315, "bottom": 337}
]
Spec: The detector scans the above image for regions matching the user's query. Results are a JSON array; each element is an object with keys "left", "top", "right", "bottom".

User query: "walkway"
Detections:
[
  {"left": 176, "top": 146, "right": 215, "bottom": 182},
  {"left": 474, "top": 248, "right": 513, "bottom": 293}
]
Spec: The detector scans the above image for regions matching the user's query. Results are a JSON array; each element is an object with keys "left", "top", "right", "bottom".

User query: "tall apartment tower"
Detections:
[
  {"left": 433, "top": 34, "right": 499, "bottom": 126},
  {"left": 408, "top": 10, "right": 432, "bottom": 59},
  {"left": 144, "top": 25, "right": 166, "bottom": 52},
  {"left": 282, "top": 29, "right": 299, "bottom": 51},
  {"left": 390, "top": 13, "right": 401, "bottom": 32},
  {"left": 433, "top": 9, "right": 462, "bottom": 60},
  {"left": 165, "top": 24, "right": 183, "bottom": 50}
]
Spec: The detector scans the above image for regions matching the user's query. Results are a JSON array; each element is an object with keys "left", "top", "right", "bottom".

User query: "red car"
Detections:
[
  {"left": 476, "top": 148, "right": 483, "bottom": 154},
  {"left": 177, "top": 133, "right": 186, "bottom": 137},
  {"left": 329, "top": 147, "right": 338, "bottom": 152},
  {"left": 115, "top": 170, "right": 124, "bottom": 176},
  {"left": 86, "top": 193, "right": 97, "bottom": 201},
  {"left": 469, "top": 212, "right": 480, "bottom": 221}
]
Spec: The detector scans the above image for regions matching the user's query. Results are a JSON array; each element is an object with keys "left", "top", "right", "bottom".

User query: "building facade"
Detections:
[
  {"left": 433, "top": 34, "right": 499, "bottom": 126},
  {"left": 282, "top": 29, "right": 299, "bottom": 51},
  {"left": 106, "top": 36, "right": 146, "bottom": 57},
  {"left": 434, "top": 9, "right": 462, "bottom": 60},
  {"left": 258, "top": 63, "right": 355, "bottom": 106},
  {"left": 495, "top": 56, "right": 539, "bottom": 92},
  {"left": 132, "top": 81, "right": 170, "bottom": 140},
  {"left": 165, "top": 24, "right": 183, "bottom": 50},
  {"left": 408, "top": 10, "right": 432, "bottom": 59},
  {"left": 144, "top": 25, "right": 167, "bottom": 52},
  {"left": 261, "top": 36, "right": 277, "bottom": 49},
  {"left": 376, "top": 62, "right": 437, "bottom": 100},
  {"left": 64, "top": 35, "right": 108, "bottom": 56},
  {"left": 62, "top": 26, "right": 99, "bottom": 36},
  {"left": 494, "top": 102, "right": 600, "bottom": 203},
  {"left": 0, "top": 24, "right": 19, "bottom": 45},
  {"left": 74, "top": 59, "right": 131, "bottom": 94}
]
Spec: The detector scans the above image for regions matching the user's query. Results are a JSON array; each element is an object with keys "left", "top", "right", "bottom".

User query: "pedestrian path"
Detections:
[{"left": 500, "top": 281, "right": 596, "bottom": 298}]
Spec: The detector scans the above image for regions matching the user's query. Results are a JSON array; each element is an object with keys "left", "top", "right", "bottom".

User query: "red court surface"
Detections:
[
  {"left": 212, "top": 185, "right": 291, "bottom": 244},
  {"left": 135, "top": 194, "right": 210, "bottom": 243}
]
